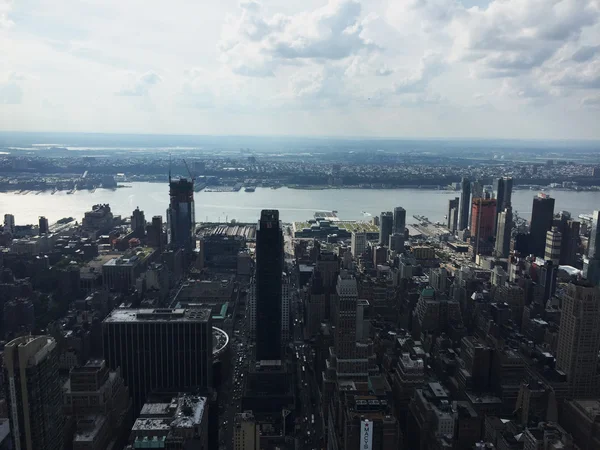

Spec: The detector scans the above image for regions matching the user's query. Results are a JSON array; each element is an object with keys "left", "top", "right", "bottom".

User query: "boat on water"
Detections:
[{"left": 244, "top": 186, "right": 256, "bottom": 192}]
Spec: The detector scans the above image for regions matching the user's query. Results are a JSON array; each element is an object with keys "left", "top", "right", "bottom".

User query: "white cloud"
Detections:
[
  {"left": 581, "top": 93, "right": 600, "bottom": 107},
  {"left": 0, "top": 0, "right": 599, "bottom": 138},
  {"left": 0, "top": 0, "right": 13, "bottom": 29},
  {"left": 393, "top": 52, "right": 444, "bottom": 94},
  {"left": 219, "top": 0, "right": 377, "bottom": 77},
  {"left": 116, "top": 71, "right": 162, "bottom": 96}
]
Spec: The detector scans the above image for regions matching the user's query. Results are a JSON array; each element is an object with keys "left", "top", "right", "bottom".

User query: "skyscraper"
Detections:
[
  {"left": 102, "top": 308, "right": 213, "bottom": 412},
  {"left": 3, "top": 213, "right": 14, "bottom": 234},
  {"left": 471, "top": 198, "right": 497, "bottom": 243},
  {"left": 4, "top": 336, "right": 65, "bottom": 450},
  {"left": 471, "top": 179, "right": 484, "bottom": 200},
  {"left": 459, "top": 178, "right": 471, "bottom": 231},
  {"left": 393, "top": 207, "right": 406, "bottom": 235},
  {"left": 379, "top": 211, "right": 393, "bottom": 246},
  {"left": 447, "top": 197, "right": 459, "bottom": 233},
  {"left": 131, "top": 207, "right": 145, "bottom": 236},
  {"left": 255, "top": 210, "right": 284, "bottom": 361},
  {"left": 146, "top": 215, "right": 165, "bottom": 249},
  {"left": 167, "top": 177, "right": 195, "bottom": 252},
  {"left": 494, "top": 177, "right": 513, "bottom": 233},
  {"left": 351, "top": 231, "right": 367, "bottom": 257},
  {"left": 584, "top": 211, "right": 600, "bottom": 285},
  {"left": 529, "top": 193, "right": 555, "bottom": 257},
  {"left": 587, "top": 210, "right": 600, "bottom": 259},
  {"left": 495, "top": 206, "right": 512, "bottom": 258},
  {"left": 556, "top": 282, "right": 600, "bottom": 398},
  {"left": 38, "top": 216, "right": 49, "bottom": 234},
  {"left": 561, "top": 219, "right": 580, "bottom": 266},
  {"left": 544, "top": 227, "right": 562, "bottom": 265}
]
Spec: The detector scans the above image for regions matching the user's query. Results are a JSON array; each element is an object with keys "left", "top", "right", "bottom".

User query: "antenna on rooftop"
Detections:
[{"left": 169, "top": 153, "right": 172, "bottom": 183}]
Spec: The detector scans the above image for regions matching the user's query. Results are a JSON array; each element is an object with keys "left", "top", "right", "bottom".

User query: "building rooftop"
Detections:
[
  {"left": 212, "top": 327, "right": 229, "bottom": 357},
  {"left": 104, "top": 308, "right": 210, "bottom": 323},
  {"left": 74, "top": 415, "right": 107, "bottom": 443},
  {"left": 104, "top": 247, "right": 154, "bottom": 267}
]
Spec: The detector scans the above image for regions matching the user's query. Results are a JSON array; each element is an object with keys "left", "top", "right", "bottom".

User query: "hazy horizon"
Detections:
[{"left": 2, "top": 0, "right": 600, "bottom": 139}]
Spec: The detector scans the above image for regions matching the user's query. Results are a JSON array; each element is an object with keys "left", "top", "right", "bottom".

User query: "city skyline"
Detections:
[{"left": 1, "top": 0, "right": 600, "bottom": 139}]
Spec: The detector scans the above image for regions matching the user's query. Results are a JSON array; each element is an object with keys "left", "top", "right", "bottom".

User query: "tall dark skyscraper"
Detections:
[
  {"left": 255, "top": 210, "right": 284, "bottom": 361},
  {"left": 103, "top": 308, "right": 213, "bottom": 412},
  {"left": 131, "top": 206, "right": 145, "bottom": 235},
  {"left": 38, "top": 216, "right": 49, "bottom": 234},
  {"left": 447, "top": 197, "right": 459, "bottom": 233},
  {"left": 459, "top": 177, "right": 471, "bottom": 231},
  {"left": 4, "top": 336, "right": 65, "bottom": 450},
  {"left": 168, "top": 177, "right": 195, "bottom": 252},
  {"left": 379, "top": 211, "right": 393, "bottom": 246},
  {"left": 494, "top": 177, "right": 513, "bottom": 234},
  {"left": 529, "top": 193, "right": 555, "bottom": 257},
  {"left": 393, "top": 207, "right": 406, "bottom": 235}
]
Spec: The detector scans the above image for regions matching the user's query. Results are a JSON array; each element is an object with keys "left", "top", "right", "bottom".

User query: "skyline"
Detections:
[{"left": 1, "top": 0, "right": 600, "bottom": 140}]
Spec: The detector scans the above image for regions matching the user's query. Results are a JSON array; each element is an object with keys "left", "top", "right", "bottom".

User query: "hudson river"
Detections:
[{"left": 2, "top": 183, "right": 599, "bottom": 225}]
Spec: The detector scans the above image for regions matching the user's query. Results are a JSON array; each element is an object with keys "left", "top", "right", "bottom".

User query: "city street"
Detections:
[{"left": 219, "top": 300, "right": 250, "bottom": 450}]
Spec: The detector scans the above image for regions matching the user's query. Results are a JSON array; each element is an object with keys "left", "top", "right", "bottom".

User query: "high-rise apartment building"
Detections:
[
  {"left": 131, "top": 207, "right": 145, "bottom": 236},
  {"left": 494, "top": 177, "right": 513, "bottom": 234},
  {"left": 393, "top": 207, "right": 406, "bottom": 235},
  {"left": 146, "top": 215, "right": 165, "bottom": 250},
  {"left": 472, "top": 179, "right": 484, "bottom": 200},
  {"left": 233, "top": 411, "right": 260, "bottom": 450},
  {"left": 544, "top": 227, "right": 562, "bottom": 265},
  {"left": 560, "top": 219, "right": 580, "bottom": 266},
  {"left": 332, "top": 273, "right": 376, "bottom": 379},
  {"left": 495, "top": 206, "right": 512, "bottom": 258},
  {"left": 351, "top": 231, "right": 367, "bottom": 257},
  {"left": 471, "top": 198, "right": 497, "bottom": 244},
  {"left": 379, "top": 212, "right": 393, "bottom": 246},
  {"left": 38, "top": 216, "right": 49, "bottom": 234},
  {"left": 497, "top": 177, "right": 513, "bottom": 208},
  {"left": 102, "top": 308, "right": 213, "bottom": 412},
  {"left": 3, "top": 336, "right": 65, "bottom": 450},
  {"left": 3, "top": 214, "right": 14, "bottom": 234},
  {"left": 530, "top": 193, "right": 555, "bottom": 257},
  {"left": 459, "top": 178, "right": 471, "bottom": 231},
  {"left": 447, "top": 197, "right": 459, "bottom": 233},
  {"left": 167, "top": 177, "right": 195, "bottom": 252},
  {"left": 255, "top": 210, "right": 283, "bottom": 361},
  {"left": 556, "top": 282, "right": 600, "bottom": 398},
  {"left": 587, "top": 210, "right": 600, "bottom": 259},
  {"left": 63, "top": 359, "right": 132, "bottom": 450}
]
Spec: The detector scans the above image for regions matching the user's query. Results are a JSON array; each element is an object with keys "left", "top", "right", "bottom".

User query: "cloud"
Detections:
[
  {"left": 179, "top": 69, "right": 215, "bottom": 109},
  {"left": 0, "top": 0, "right": 13, "bottom": 29},
  {"left": 546, "top": 57, "right": 600, "bottom": 89},
  {"left": 219, "top": 0, "right": 377, "bottom": 77},
  {"left": 450, "top": 0, "right": 600, "bottom": 79},
  {"left": 571, "top": 44, "right": 600, "bottom": 62},
  {"left": 116, "top": 71, "right": 161, "bottom": 96},
  {"left": 375, "top": 65, "right": 394, "bottom": 76},
  {"left": 0, "top": 82, "right": 23, "bottom": 104},
  {"left": 393, "top": 52, "right": 444, "bottom": 94},
  {"left": 581, "top": 93, "right": 600, "bottom": 107}
]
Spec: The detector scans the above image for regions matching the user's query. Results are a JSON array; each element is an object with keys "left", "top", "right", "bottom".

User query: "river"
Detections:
[{"left": 1, "top": 183, "right": 599, "bottom": 225}]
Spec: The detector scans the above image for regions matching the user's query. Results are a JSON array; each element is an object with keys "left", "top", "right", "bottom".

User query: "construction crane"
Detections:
[{"left": 183, "top": 159, "right": 195, "bottom": 183}]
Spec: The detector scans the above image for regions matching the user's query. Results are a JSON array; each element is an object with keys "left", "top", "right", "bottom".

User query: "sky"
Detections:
[{"left": 1, "top": 0, "right": 600, "bottom": 139}]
